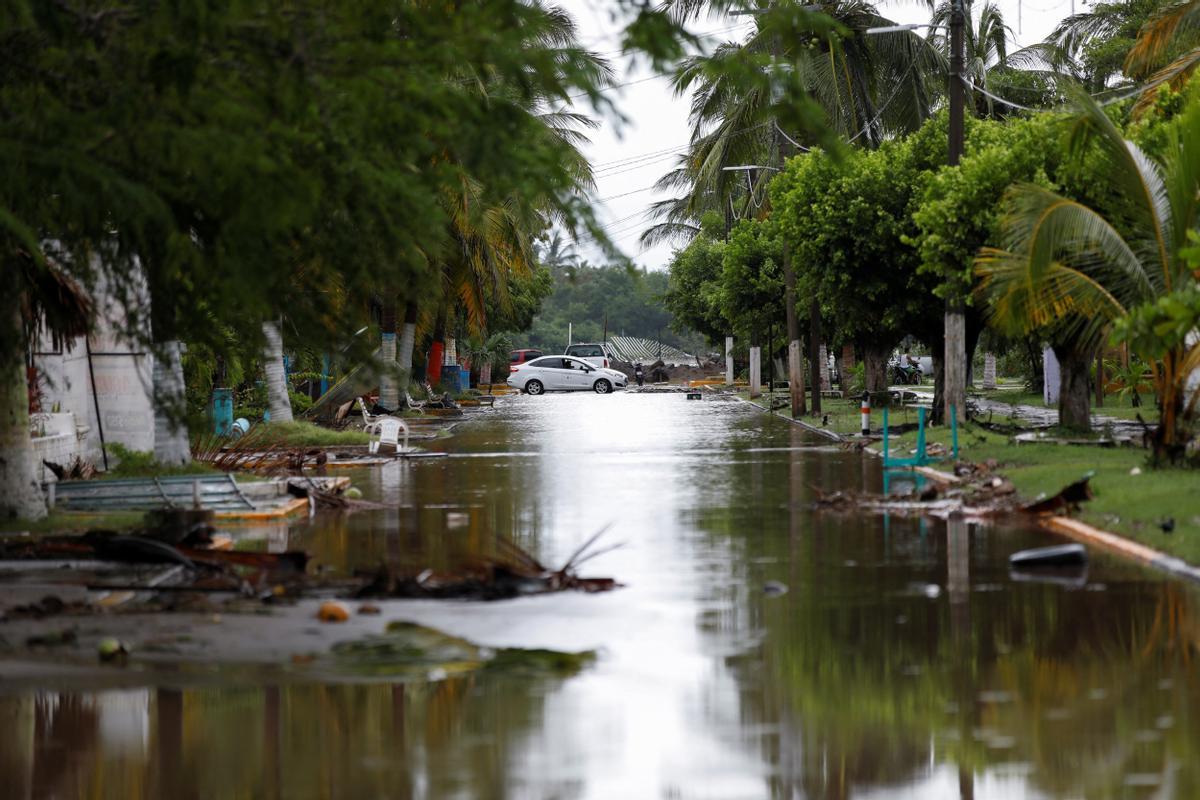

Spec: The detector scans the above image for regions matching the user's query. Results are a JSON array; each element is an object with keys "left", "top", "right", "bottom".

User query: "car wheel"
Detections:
[
  {"left": 593, "top": 379, "right": 612, "bottom": 394},
  {"left": 526, "top": 379, "right": 544, "bottom": 396}
]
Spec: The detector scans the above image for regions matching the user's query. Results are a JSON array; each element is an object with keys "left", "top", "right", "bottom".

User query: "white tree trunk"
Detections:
[
  {"left": 749, "top": 346, "right": 761, "bottom": 398},
  {"left": 1, "top": 303, "right": 46, "bottom": 520},
  {"left": 725, "top": 337, "right": 734, "bottom": 385},
  {"left": 379, "top": 331, "right": 399, "bottom": 409},
  {"left": 444, "top": 336, "right": 456, "bottom": 365},
  {"left": 398, "top": 321, "right": 416, "bottom": 396},
  {"left": 152, "top": 339, "right": 191, "bottom": 465},
  {"left": 480, "top": 361, "right": 492, "bottom": 387},
  {"left": 262, "top": 321, "right": 293, "bottom": 423},
  {"left": 819, "top": 344, "right": 830, "bottom": 391}
]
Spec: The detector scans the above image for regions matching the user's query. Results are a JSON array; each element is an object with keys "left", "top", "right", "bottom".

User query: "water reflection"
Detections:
[{"left": 1, "top": 394, "right": 1198, "bottom": 798}]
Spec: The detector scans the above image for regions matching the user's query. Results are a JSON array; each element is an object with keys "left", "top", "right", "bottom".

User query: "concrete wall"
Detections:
[
  {"left": 33, "top": 268, "right": 156, "bottom": 466},
  {"left": 29, "top": 412, "right": 89, "bottom": 483}
]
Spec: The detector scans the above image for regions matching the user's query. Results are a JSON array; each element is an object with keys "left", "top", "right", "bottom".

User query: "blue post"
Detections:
[
  {"left": 882, "top": 406, "right": 890, "bottom": 463},
  {"left": 211, "top": 388, "right": 233, "bottom": 436},
  {"left": 950, "top": 403, "right": 960, "bottom": 459},
  {"left": 321, "top": 353, "right": 330, "bottom": 396},
  {"left": 914, "top": 407, "right": 927, "bottom": 466}
]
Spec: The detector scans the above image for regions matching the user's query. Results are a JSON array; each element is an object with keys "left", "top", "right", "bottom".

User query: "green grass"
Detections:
[
  {"left": 745, "top": 393, "right": 1200, "bottom": 565},
  {"left": 244, "top": 420, "right": 370, "bottom": 447},
  {"left": 0, "top": 510, "right": 146, "bottom": 534},
  {"left": 104, "top": 443, "right": 219, "bottom": 479}
]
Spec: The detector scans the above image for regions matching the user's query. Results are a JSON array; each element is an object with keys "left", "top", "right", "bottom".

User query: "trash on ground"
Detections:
[{"left": 1009, "top": 543, "right": 1088, "bottom": 568}]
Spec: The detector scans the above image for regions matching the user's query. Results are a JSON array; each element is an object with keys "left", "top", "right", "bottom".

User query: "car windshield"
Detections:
[{"left": 568, "top": 345, "right": 603, "bottom": 357}]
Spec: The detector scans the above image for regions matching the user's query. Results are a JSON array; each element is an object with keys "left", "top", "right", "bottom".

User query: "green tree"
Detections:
[{"left": 975, "top": 88, "right": 1200, "bottom": 446}]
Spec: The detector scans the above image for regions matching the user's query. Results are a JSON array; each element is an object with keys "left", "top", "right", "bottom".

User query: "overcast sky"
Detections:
[{"left": 558, "top": 0, "right": 1082, "bottom": 270}]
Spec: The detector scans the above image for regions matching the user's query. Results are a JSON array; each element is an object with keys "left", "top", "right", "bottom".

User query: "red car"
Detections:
[{"left": 509, "top": 349, "right": 545, "bottom": 372}]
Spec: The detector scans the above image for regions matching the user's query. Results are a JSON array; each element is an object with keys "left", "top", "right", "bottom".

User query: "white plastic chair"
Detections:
[{"left": 368, "top": 417, "right": 409, "bottom": 455}]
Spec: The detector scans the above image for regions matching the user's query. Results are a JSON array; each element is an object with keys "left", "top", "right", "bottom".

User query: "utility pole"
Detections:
[
  {"left": 944, "top": 0, "right": 967, "bottom": 426},
  {"left": 784, "top": 248, "right": 806, "bottom": 416}
]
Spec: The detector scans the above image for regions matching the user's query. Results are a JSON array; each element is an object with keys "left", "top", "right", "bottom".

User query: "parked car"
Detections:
[
  {"left": 564, "top": 342, "right": 618, "bottom": 369},
  {"left": 508, "top": 355, "right": 628, "bottom": 395},
  {"left": 509, "top": 349, "right": 544, "bottom": 372}
]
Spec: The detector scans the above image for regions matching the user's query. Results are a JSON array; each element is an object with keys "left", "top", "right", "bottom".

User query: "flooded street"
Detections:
[{"left": 3, "top": 394, "right": 1199, "bottom": 798}]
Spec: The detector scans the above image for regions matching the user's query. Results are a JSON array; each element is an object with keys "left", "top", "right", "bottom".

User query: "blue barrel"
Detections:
[
  {"left": 211, "top": 388, "right": 234, "bottom": 435},
  {"left": 459, "top": 368, "right": 470, "bottom": 392},
  {"left": 441, "top": 364, "right": 461, "bottom": 392}
]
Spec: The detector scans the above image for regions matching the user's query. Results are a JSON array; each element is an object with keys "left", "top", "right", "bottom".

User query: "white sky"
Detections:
[{"left": 558, "top": 0, "right": 1083, "bottom": 270}]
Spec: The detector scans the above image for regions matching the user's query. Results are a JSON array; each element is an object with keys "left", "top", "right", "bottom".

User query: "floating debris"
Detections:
[{"left": 356, "top": 528, "right": 622, "bottom": 601}]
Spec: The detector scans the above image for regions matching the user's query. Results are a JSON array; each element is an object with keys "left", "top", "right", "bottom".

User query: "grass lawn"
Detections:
[
  {"left": 235, "top": 420, "right": 371, "bottom": 447},
  {"left": 0, "top": 510, "right": 146, "bottom": 534},
  {"left": 746, "top": 392, "right": 1200, "bottom": 565}
]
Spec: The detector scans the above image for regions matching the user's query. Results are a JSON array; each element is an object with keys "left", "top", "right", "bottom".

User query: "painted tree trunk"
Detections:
[
  {"left": 152, "top": 340, "right": 191, "bottom": 465},
  {"left": 397, "top": 302, "right": 417, "bottom": 397},
  {"left": 1053, "top": 343, "right": 1092, "bottom": 432},
  {"left": 428, "top": 310, "right": 447, "bottom": 388},
  {"left": 262, "top": 321, "right": 293, "bottom": 424},
  {"left": 863, "top": 344, "right": 889, "bottom": 395},
  {"left": 819, "top": 344, "right": 830, "bottom": 391},
  {"left": 749, "top": 345, "right": 762, "bottom": 399},
  {"left": 379, "top": 301, "right": 399, "bottom": 409},
  {"left": 982, "top": 353, "right": 997, "bottom": 390},
  {"left": 1, "top": 302, "right": 46, "bottom": 520}
]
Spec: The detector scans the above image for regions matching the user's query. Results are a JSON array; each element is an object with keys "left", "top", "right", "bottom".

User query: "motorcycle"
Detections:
[
  {"left": 634, "top": 363, "right": 645, "bottom": 387},
  {"left": 890, "top": 360, "right": 924, "bottom": 385}
]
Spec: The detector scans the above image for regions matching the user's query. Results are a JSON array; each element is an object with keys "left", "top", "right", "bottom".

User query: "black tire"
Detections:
[
  {"left": 526, "top": 379, "right": 545, "bottom": 396},
  {"left": 593, "top": 379, "right": 612, "bottom": 394}
]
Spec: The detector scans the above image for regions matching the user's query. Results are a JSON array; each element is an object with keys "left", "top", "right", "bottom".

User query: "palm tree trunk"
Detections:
[
  {"left": 262, "top": 320, "right": 293, "bottom": 424},
  {"left": 398, "top": 302, "right": 417, "bottom": 398},
  {"left": 152, "top": 340, "right": 191, "bottom": 465},
  {"left": 1, "top": 299, "right": 47, "bottom": 520},
  {"left": 379, "top": 301, "right": 399, "bottom": 409},
  {"left": 1054, "top": 342, "right": 1092, "bottom": 432}
]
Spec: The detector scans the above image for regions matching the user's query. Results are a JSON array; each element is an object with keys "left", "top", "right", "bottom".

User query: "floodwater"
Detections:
[{"left": 3, "top": 393, "right": 1199, "bottom": 799}]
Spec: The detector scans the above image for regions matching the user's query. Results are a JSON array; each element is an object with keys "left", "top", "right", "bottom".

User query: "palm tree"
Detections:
[
  {"left": 398, "top": 7, "right": 606, "bottom": 392},
  {"left": 644, "top": 0, "right": 942, "bottom": 246},
  {"left": 929, "top": 0, "right": 1015, "bottom": 117},
  {"left": 975, "top": 89, "right": 1199, "bottom": 443},
  {"left": 261, "top": 320, "right": 294, "bottom": 423},
  {"left": 1126, "top": 0, "right": 1200, "bottom": 110}
]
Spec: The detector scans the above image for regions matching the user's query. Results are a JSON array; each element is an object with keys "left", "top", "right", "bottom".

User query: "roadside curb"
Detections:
[
  {"left": 740, "top": 394, "right": 1200, "bottom": 585},
  {"left": 734, "top": 396, "right": 844, "bottom": 442},
  {"left": 1039, "top": 515, "right": 1200, "bottom": 586}
]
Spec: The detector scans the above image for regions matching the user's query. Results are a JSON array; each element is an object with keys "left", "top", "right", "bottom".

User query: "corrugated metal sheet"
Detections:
[
  {"left": 49, "top": 474, "right": 255, "bottom": 512},
  {"left": 609, "top": 336, "right": 696, "bottom": 366}
]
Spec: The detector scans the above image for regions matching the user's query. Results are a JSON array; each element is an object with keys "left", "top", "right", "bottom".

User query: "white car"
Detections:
[
  {"left": 564, "top": 342, "right": 619, "bottom": 369},
  {"left": 508, "top": 355, "right": 628, "bottom": 395}
]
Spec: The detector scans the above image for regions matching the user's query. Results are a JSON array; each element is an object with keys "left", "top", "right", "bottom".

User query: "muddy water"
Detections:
[{"left": 2, "top": 393, "right": 1199, "bottom": 799}]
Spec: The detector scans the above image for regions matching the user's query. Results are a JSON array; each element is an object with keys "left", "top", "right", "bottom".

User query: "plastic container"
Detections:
[
  {"left": 441, "top": 364, "right": 461, "bottom": 392},
  {"left": 211, "top": 388, "right": 233, "bottom": 436}
]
